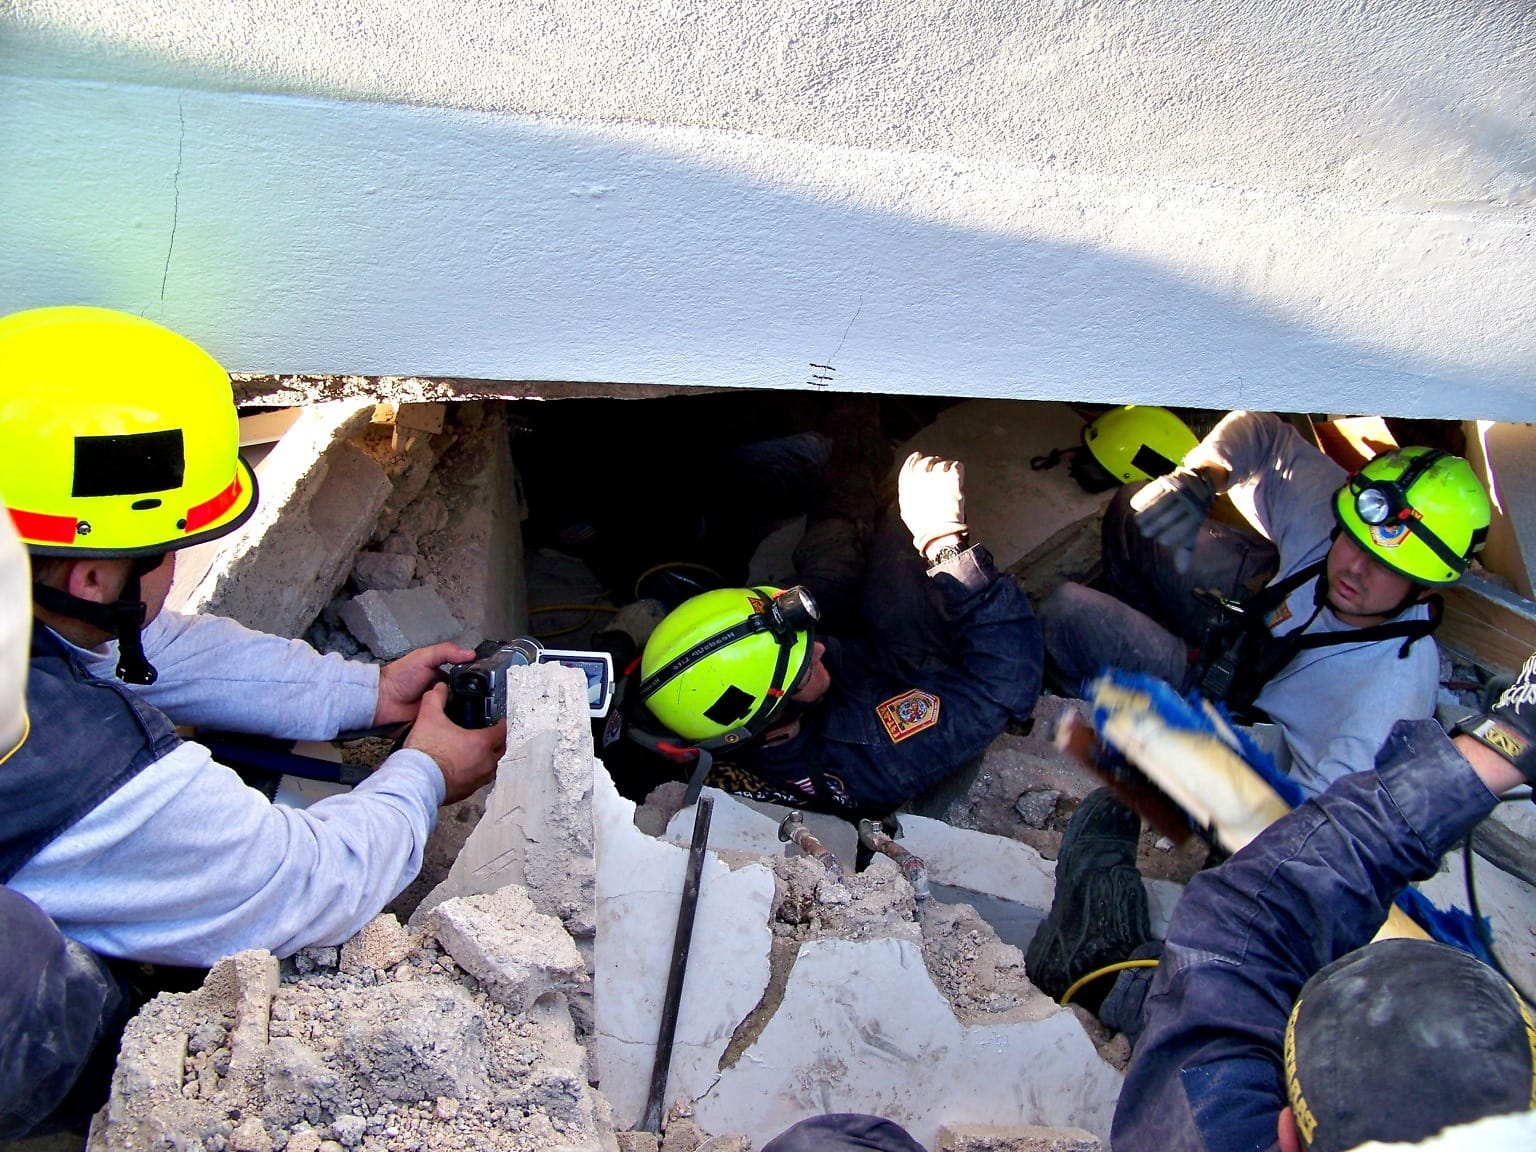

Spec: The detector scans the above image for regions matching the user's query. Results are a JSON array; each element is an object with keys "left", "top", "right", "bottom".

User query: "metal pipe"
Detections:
[
  {"left": 857, "top": 818, "right": 929, "bottom": 901},
  {"left": 777, "top": 811, "right": 845, "bottom": 883},
  {"left": 641, "top": 796, "right": 714, "bottom": 1133}
]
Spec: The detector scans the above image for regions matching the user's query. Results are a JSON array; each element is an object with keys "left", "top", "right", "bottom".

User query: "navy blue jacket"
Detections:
[
  {"left": 749, "top": 544, "right": 1043, "bottom": 816},
  {"left": 0, "top": 886, "right": 126, "bottom": 1139},
  {"left": 1112, "top": 720, "right": 1500, "bottom": 1151}
]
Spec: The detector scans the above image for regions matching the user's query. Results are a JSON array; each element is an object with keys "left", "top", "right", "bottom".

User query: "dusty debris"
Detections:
[
  {"left": 1066, "top": 1006, "right": 1132, "bottom": 1071},
  {"left": 90, "top": 899, "right": 614, "bottom": 1152},
  {"left": 919, "top": 901, "right": 1047, "bottom": 1024},
  {"left": 936, "top": 1123, "right": 1104, "bottom": 1152},
  {"left": 339, "top": 914, "right": 418, "bottom": 975}
]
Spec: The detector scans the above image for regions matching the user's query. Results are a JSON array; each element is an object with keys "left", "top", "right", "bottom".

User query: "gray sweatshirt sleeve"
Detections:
[
  {"left": 81, "top": 610, "right": 381, "bottom": 739},
  {"left": 8, "top": 741, "right": 445, "bottom": 966},
  {"left": 1185, "top": 410, "right": 1345, "bottom": 564}
]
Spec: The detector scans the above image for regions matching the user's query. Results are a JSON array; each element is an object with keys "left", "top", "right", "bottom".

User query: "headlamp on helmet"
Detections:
[{"left": 1333, "top": 446, "right": 1490, "bottom": 587}]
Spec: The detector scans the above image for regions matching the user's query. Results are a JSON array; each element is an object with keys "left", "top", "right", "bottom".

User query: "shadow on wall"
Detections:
[{"left": 1, "top": 46, "right": 1533, "bottom": 419}]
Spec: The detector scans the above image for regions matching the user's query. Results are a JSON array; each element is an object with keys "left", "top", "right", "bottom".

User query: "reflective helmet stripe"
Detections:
[
  {"left": 8, "top": 506, "right": 78, "bottom": 545},
  {"left": 184, "top": 472, "right": 244, "bottom": 533}
]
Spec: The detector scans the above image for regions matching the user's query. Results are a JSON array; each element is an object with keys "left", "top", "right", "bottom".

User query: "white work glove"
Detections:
[
  {"left": 1128, "top": 467, "right": 1216, "bottom": 573},
  {"left": 899, "top": 452, "right": 968, "bottom": 560}
]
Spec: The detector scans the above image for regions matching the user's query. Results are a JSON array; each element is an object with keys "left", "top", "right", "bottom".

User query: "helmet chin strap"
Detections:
[{"left": 32, "top": 560, "right": 160, "bottom": 685}]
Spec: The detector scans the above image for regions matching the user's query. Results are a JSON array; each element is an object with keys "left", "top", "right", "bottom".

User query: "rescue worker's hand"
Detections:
[
  {"left": 405, "top": 683, "right": 508, "bottom": 804},
  {"left": 899, "top": 452, "right": 968, "bottom": 561},
  {"left": 1128, "top": 467, "right": 1217, "bottom": 573},
  {"left": 373, "top": 641, "right": 476, "bottom": 726},
  {"left": 1455, "top": 652, "right": 1536, "bottom": 799}
]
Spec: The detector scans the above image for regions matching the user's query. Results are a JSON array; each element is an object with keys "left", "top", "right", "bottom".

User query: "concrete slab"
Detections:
[
  {"left": 690, "top": 936, "right": 1122, "bottom": 1147},
  {"left": 892, "top": 400, "right": 1114, "bottom": 572},
  {"left": 411, "top": 663, "right": 598, "bottom": 936},
  {"left": 170, "top": 400, "right": 387, "bottom": 638},
  {"left": 1469, "top": 800, "right": 1536, "bottom": 890},
  {"left": 340, "top": 585, "right": 463, "bottom": 660},
  {"left": 1413, "top": 846, "right": 1536, "bottom": 996},
  {"left": 899, "top": 814, "right": 1057, "bottom": 912},
  {"left": 428, "top": 886, "right": 588, "bottom": 1013},
  {"left": 351, "top": 550, "right": 416, "bottom": 592},
  {"left": 591, "top": 767, "right": 776, "bottom": 1129},
  {"left": 411, "top": 405, "right": 528, "bottom": 645}
]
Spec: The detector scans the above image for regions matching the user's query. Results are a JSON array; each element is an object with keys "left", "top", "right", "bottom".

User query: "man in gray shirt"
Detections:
[
  {"left": 1040, "top": 410, "right": 1490, "bottom": 794},
  {"left": 0, "top": 306, "right": 507, "bottom": 968}
]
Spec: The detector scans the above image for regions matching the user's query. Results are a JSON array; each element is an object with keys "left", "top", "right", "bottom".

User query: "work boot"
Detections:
[{"left": 1025, "top": 787, "right": 1150, "bottom": 1013}]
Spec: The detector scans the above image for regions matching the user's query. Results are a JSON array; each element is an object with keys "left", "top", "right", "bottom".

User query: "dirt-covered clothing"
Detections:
[
  {"left": 739, "top": 542, "right": 1042, "bottom": 816},
  {"left": 0, "top": 885, "right": 126, "bottom": 1140},
  {"left": 1112, "top": 719, "right": 1498, "bottom": 1151}
]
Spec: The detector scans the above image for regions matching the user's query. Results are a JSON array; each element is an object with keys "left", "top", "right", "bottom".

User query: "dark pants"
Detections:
[{"left": 1041, "top": 485, "right": 1278, "bottom": 695}]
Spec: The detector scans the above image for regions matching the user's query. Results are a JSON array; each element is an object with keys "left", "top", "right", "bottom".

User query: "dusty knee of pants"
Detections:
[{"left": 1039, "top": 581, "right": 1099, "bottom": 641}]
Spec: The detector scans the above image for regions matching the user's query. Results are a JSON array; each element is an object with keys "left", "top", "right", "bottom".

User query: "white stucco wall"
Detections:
[{"left": 3, "top": 2, "right": 1534, "bottom": 418}]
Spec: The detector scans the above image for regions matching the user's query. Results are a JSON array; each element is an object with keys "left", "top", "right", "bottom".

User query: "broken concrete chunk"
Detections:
[
  {"left": 413, "top": 666, "right": 598, "bottom": 935},
  {"left": 351, "top": 550, "right": 417, "bottom": 592},
  {"left": 397, "top": 401, "right": 448, "bottom": 433},
  {"left": 231, "top": 1116, "right": 275, "bottom": 1152},
  {"left": 170, "top": 402, "right": 388, "bottom": 638},
  {"left": 337, "top": 983, "right": 492, "bottom": 1102},
  {"left": 660, "top": 1118, "right": 706, "bottom": 1152},
  {"left": 936, "top": 1124, "right": 1103, "bottom": 1152},
  {"left": 339, "top": 913, "right": 417, "bottom": 974},
  {"left": 340, "top": 585, "right": 462, "bottom": 660},
  {"left": 330, "top": 1113, "right": 367, "bottom": 1148},
  {"left": 293, "top": 944, "right": 340, "bottom": 973},
  {"left": 616, "top": 1133, "right": 660, "bottom": 1152},
  {"left": 690, "top": 936, "right": 1121, "bottom": 1145},
  {"left": 593, "top": 766, "right": 776, "bottom": 1129},
  {"left": 428, "top": 886, "right": 588, "bottom": 1013},
  {"left": 262, "top": 1037, "right": 344, "bottom": 1131},
  {"left": 1013, "top": 788, "right": 1062, "bottom": 828}
]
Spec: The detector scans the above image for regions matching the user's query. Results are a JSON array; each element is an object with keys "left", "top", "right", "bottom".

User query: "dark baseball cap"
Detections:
[
  {"left": 1284, "top": 938, "right": 1536, "bottom": 1152},
  {"left": 760, "top": 1114, "right": 926, "bottom": 1152}
]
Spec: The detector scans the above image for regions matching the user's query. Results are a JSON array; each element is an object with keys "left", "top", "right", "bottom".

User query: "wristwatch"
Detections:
[{"left": 927, "top": 538, "right": 967, "bottom": 568}]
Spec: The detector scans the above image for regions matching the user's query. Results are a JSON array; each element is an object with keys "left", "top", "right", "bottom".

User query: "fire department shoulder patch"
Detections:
[{"left": 876, "top": 689, "right": 941, "bottom": 744}]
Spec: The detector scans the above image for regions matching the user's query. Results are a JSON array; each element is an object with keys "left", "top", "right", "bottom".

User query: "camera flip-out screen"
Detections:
[{"left": 538, "top": 649, "right": 615, "bottom": 718}]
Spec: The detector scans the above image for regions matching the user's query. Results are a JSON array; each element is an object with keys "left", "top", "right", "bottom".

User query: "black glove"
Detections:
[
  {"left": 1127, "top": 467, "right": 1217, "bottom": 573},
  {"left": 1456, "top": 654, "right": 1536, "bottom": 792}
]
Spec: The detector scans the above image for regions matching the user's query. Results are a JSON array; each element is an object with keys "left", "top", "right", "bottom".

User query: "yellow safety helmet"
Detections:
[
  {"left": 0, "top": 306, "right": 257, "bottom": 558},
  {"left": 1333, "top": 447, "right": 1490, "bottom": 586},
  {"left": 639, "top": 585, "right": 818, "bottom": 749},
  {"left": 1082, "top": 405, "right": 1199, "bottom": 485}
]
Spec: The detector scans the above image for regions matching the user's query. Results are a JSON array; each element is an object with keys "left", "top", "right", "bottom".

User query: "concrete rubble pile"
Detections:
[
  {"left": 91, "top": 660, "right": 1125, "bottom": 1150},
  {"left": 174, "top": 398, "right": 523, "bottom": 662}
]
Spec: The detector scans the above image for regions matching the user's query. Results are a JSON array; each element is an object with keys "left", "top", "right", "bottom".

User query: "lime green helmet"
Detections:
[
  {"left": 1333, "top": 447, "right": 1490, "bottom": 586},
  {"left": 639, "top": 585, "right": 818, "bottom": 749},
  {"left": 1082, "top": 405, "right": 1199, "bottom": 484}
]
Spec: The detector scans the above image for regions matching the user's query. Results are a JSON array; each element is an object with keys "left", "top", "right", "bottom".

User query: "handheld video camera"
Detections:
[{"left": 444, "top": 637, "right": 615, "bottom": 729}]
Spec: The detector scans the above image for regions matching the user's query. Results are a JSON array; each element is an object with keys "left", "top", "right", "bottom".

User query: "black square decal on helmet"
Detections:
[
  {"left": 73, "top": 430, "right": 186, "bottom": 497},
  {"left": 704, "top": 685, "right": 756, "bottom": 727}
]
